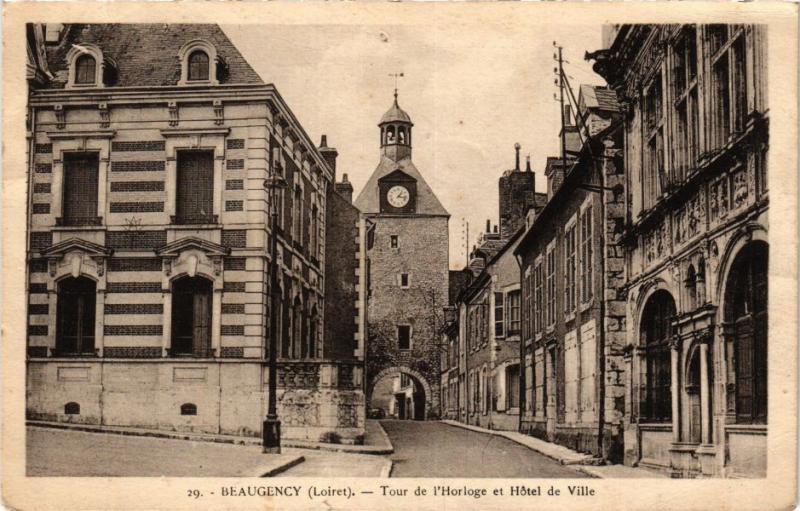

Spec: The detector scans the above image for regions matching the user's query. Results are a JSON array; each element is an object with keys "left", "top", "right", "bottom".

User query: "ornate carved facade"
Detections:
[{"left": 590, "top": 24, "right": 769, "bottom": 477}]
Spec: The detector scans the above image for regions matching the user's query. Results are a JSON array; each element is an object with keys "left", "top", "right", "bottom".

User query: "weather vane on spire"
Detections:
[{"left": 389, "top": 72, "right": 404, "bottom": 101}]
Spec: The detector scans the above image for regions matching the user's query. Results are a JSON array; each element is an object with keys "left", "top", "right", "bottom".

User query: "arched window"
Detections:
[
  {"left": 292, "top": 297, "right": 303, "bottom": 359},
  {"left": 685, "top": 265, "right": 697, "bottom": 311},
  {"left": 398, "top": 127, "right": 406, "bottom": 144},
  {"left": 306, "top": 307, "right": 318, "bottom": 359},
  {"left": 171, "top": 276, "right": 213, "bottom": 356},
  {"left": 74, "top": 54, "right": 97, "bottom": 85},
  {"left": 64, "top": 402, "right": 80, "bottom": 415},
  {"left": 386, "top": 126, "right": 396, "bottom": 144},
  {"left": 180, "top": 403, "right": 197, "bottom": 416},
  {"left": 187, "top": 50, "right": 210, "bottom": 81},
  {"left": 640, "top": 290, "right": 676, "bottom": 422},
  {"left": 726, "top": 241, "right": 768, "bottom": 424},
  {"left": 56, "top": 277, "right": 96, "bottom": 355}
]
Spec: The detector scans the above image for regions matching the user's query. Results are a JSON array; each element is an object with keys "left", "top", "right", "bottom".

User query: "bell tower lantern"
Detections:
[{"left": 379, "top": 90, "right": 413, "bottom": 162}]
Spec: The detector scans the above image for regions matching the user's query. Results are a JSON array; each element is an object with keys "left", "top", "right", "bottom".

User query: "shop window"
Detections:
[{"left": 56, "top": 277, "right": 96, "bottom": 356}]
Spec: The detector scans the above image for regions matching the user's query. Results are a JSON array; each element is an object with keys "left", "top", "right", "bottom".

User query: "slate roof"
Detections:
[
  {"left": 354, "top": 156, "right": 449, "bottom": 216},
  {"left": 579, "top": 84, "right": 620, "bottom": 113},
  {"left": 41, "top": 24, "right": 263, "bottom": 89},
  {"left": 380, "top": 95, "right": 413, "bottom": 125}
]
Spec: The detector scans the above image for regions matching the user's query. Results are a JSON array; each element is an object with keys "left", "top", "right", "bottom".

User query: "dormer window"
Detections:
[
  {"left": 188, "top": 50, "right": 209, "bottom": 81},
  {"left": 178, "top": 40, "right": 220, "bottom": 86},
  {"left": 74, "top": 55, "right": 96, "bottom": 84},
  {"left": 66, "top": 44, "right": 105, "bottom": 88}
]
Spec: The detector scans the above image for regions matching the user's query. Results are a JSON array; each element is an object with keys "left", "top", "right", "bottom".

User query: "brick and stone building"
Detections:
[
  {"left": 24, "top": 23, "right": 366, "bottom": 443},
  {"left": 588, "top": 24, "right": 769, "bottom": 477},
  {"left": 356, "top": 91, "right": 449, "bottom": 420},
  {"left": 516, "top": 85, "right": 627, "bottom": 461},
  {"left": 441, "top": 146, "right": 546, "bottom": 430}
]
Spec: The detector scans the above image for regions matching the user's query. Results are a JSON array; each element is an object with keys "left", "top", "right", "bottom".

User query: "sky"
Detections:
[{"left": 224, "top": 22, "right": 605, "bottom": 270}]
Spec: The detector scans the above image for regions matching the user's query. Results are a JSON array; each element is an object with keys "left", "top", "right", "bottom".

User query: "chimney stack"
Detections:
[
  {"left": 525, "top": 154, "right": 532, "bottom": 172},
  {"left": 334, "top": 173, "right": 354, "bottom": 203},
  {"left": 318, "top": 134, "right": 338, "bottom": 179},
  {"left": 514, "top": 143, "right": 521, "bottom": 171}
]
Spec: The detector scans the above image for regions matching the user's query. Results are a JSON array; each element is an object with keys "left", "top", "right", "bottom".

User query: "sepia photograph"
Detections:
[{"left": 3, "top": 3, "right": 797, "bottom": 510}]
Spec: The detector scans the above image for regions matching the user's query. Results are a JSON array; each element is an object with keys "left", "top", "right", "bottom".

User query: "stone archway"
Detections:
[{"left": 368, "top": 366, "right": 433, "bottom": 420}]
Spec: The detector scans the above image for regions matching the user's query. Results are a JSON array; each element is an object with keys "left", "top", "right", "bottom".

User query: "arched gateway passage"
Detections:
[{"left": 368, "top": 367, "right": 432, "bottom": 421}]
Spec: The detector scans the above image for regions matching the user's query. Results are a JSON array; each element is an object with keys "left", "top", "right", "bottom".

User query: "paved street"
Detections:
[
  {"left": 277, "top": 451, "right": 388, "bottom": 477},
  {"left": 382, "top": 421, "right": 588, "bottom": 478}
]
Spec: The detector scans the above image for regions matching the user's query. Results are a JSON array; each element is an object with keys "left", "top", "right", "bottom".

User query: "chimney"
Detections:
[
  {"left": 514, "top": 143, "right": 521, "bottom": 171},
  {"left": 45, "top": 24, "right": 64, "bottom": 44},
  {"left": 318, "top": 134, "right": 338, "bottom": 178},
  {"left": 334, "top": 173, "right": 354, "bottom": 203},
  {"left": 485, "top": 219, "right": 491, "bottom": 233},
  {"left": 546, "top": 158, "right": 566, "bottom": 200},
  {"left": 525, "top": 154, "right": 532, "bottom": 172}
]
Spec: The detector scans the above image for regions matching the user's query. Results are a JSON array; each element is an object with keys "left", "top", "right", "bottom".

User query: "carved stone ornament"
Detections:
[
  {"left": 93, "top": 256, "right": 105, "bottom": 277},
  {"left": 695, "top": 327, "right": 714, "bottom": 345},
  {"left": 48, "top": 258, "right": 58, "bottom": 277},
  {"left": 213, "top": 99, "right": 224, "bottom": 126},
  {"left": 168, "top": 101, "right": 179, "bottom": 127},
  {"left": 669, "top": 334, "right": 681, "bottom": 351},
  {"left": 54, "top": 104, "right": 65, "bottom": 130},
  {"left": 99, "top": 103, "right": 110, "bottom": 128},
  {"left": 212, "top": 255, "right": 222, "bottom": 276},
  {"left": 163, "top": 258, "right": 173, "bottom": 276}
]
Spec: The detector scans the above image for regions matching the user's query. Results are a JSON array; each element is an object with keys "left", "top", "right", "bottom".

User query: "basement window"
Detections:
[
  {"left": 180, "top": 403, "right": 198, "bottom": 416},
  {"left": 64, "top": 402, "right": 80, "bottom": 415}
]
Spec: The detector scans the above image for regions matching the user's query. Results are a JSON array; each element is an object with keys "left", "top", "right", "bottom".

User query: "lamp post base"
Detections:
[{"left": 262, "top": 418, "right": 281, "bottom": 454}]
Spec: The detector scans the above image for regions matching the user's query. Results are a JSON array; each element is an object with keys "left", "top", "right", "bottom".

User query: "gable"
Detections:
[
  {"left": 378, "top": 169, "right": 416, "bottom": 184},
  {"left": 354, "top": 156, "right": 448, "bottom": 216}
]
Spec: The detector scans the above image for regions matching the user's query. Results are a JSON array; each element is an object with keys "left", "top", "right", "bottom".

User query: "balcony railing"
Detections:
[
  {"left": 170, "top": 214, "right": 218, "bottom": 225},
  {"left": 56, "top": 216, "right": 103, "bottom": 227}
]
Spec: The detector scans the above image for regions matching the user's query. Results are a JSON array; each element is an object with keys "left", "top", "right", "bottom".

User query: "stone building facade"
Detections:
[
  {"left": 516, "top": 85, "right": 627, "bottom": 461},
  {"left": 440, "top": 146, "right": 546, "bottom": 430},
  {"left": 356, "top": 92, "right": 449, "bottom": 419},
  {"left": 25, "top": 23, "right": 365, "bottom": 444},
  {"left": 589, "top": 24, "right": 769, "bottom": 477}
]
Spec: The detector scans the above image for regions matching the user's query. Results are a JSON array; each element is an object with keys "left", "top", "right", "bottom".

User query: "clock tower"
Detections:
[{"left": 355, "top": 91, "right": 449, "bottom": 420}]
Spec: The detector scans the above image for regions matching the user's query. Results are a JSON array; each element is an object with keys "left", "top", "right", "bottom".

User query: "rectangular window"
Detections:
[
  {"left": 564, "top": 223, "right": 577, "bottom": 314},
  {"left": 175, "top": 151, "right": 214, "bottom": 224},
  {"left": 507, "top": 290, "right": 521, "bottom": 335},
  {"left": 534, "top": 260, "right": 544, "bottom": 334},
  {"left": 494, "top": 292, "right": 505, "bottom": 338},
  {"left": 62, "top": 152, "right": 99, "bottom": 225},
  {"left": 546, "top": 245, "right": 556, "bottom": 327},
  {"left": 293, "top": 185, "right": 303, "bottom": 241},
  {"left": 672, "top": 27, "right": 699, "bottom": 182},
  {"left": 400, "top": 273, "right": 410, "bottom": 288},
  {"left": 397, "top": 325, "right": 411, "bottom": 351},
  {"left": 524, "top": 270, "right": 533, "bottom": 339},
  {"left": 506, "top": 364, "right": 520, "bottom": 410},
  {"left": 643, "top": 73, "right": 664, "bottom": 209},
  {"left": 390, "top": 235, "right": 399, "bottom": 248},
  {"left": 580, "top": 205, "right": 594, "bottom": 304}
]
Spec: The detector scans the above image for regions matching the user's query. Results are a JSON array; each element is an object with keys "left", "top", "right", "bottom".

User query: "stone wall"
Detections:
[
  {"left": 27, "top": 360, "right": 365, "bottom": 443},
  {"left": 365, "top": 215, "right": 449, "bottom": 418}
]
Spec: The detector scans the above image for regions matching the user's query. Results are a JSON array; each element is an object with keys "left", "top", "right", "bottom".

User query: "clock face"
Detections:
[{"left": 387, "top": 185, "right": 410, "bottom": 208}]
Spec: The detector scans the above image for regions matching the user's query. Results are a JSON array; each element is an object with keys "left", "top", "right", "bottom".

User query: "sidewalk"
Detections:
[
  {"left": 27, "top": 426, "right": 304, "bottom": 477},
  {"left": 441, "top": 420, "right": 667, "bottom": 478},
  {"left": 27, "top": 418, "right": 393, "bottom": 455}
]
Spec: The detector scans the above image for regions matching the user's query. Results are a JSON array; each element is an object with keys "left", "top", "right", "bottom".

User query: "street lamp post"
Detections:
[{"left": 263, "top": 171, "right": 287, "bottom": 454}]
